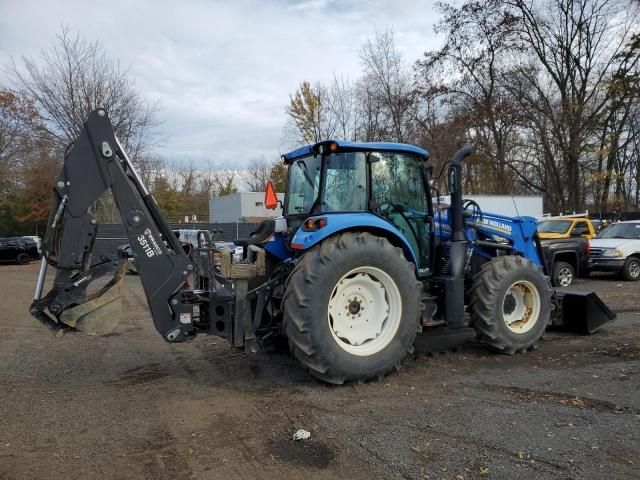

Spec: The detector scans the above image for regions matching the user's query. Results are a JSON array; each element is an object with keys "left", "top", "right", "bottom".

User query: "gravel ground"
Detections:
[{"left": 0, "top": 264, "right": 638, "bottom": 480}]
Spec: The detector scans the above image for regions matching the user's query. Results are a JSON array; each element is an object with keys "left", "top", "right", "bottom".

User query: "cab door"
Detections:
[{"left": 369, "top": 152, "right": 431, "bottom": 274}]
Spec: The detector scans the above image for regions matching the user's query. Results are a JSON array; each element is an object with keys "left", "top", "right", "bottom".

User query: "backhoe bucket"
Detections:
[
  {"left": 31, "top": 261, "right": 128, "bottom": 336},
  {"left": 552, "top": 290, "right": 616, "bottom": 334},
  {"left": 59, "top": 266, "right": 126, "bottom": 335}
]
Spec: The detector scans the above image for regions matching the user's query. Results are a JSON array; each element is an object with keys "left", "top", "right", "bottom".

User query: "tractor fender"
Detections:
[{"left": 289, "top": 212, "right": 419, "bottom": 266}]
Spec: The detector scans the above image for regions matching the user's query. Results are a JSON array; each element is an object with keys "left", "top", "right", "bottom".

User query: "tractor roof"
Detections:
[{"left": 282, "top": 140, "right": 429, "bottom": 162}]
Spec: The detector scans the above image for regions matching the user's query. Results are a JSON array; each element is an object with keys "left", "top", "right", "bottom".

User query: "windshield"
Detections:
[
  {"left": 537, "top": 220, "right": 571, "bottom": 234},
  {"left": 597, "top": 223, "right": 640, "bottom": 240},
  {"left": 284, "top": 152, "right": 367, "bottom": 215},
  {"left": 284, "top": 155, "right": 322, "bottom": 215}
]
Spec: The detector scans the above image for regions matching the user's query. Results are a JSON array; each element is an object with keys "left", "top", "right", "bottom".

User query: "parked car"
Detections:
[
  {"left": 173, "top": 229, "right": 200, "bottom": 247},
  {"left": 537, "top": 216, "right": 597, "bottom": 239},
  {"left": 538, "top": 236, "right": 590, "bottom": 287},
  {"left": 0, "top": 237, "right": 40, "bottom": 265},
  {"left": 589, "top": 220, "right": 640, "bottom": 280},
  {"left": 22, "top": 235, "right": 42, "bottom": 253}
]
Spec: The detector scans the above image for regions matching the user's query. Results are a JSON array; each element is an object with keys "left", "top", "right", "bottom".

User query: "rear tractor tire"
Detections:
[
  {"left": 470, "top": 255, "right": 551, "bottom": 355},
  {"left": 283, "top": 232, "right": 421, "bottom": 384}
]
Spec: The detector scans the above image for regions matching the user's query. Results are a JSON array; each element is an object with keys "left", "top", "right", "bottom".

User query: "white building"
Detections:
[{"left": 209, "top": 192, "right": 284, "bottom": 223}]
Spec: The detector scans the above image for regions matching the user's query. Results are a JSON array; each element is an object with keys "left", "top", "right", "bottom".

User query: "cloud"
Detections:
[{"left": 0, "top": 0, "right": 442, "bottom": 165}]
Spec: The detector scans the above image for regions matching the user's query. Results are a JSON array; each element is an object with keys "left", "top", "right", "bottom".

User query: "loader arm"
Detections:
[{"left": 31, "top": 109, "right": 196, "bottom": 342}]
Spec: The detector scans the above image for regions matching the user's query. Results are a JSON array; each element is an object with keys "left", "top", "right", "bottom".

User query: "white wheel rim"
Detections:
[
  {"left": 502, "top": 280, "right": 541, "bottom": 334},
  {"left": 328, "top": 266, "right": 402, "bottom": 356},
  {"left": 557, "top": 267, "right": 573, "bottom": 287}
]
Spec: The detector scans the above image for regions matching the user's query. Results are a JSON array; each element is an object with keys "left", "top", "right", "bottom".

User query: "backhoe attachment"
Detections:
[{"left": 30, "top": 109, "right": 196, "bottom": 342}]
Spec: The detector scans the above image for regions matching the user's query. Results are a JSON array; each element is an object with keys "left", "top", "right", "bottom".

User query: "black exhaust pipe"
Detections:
[{"left": 443, "top": 145, "right": 473, "bottom": 328}]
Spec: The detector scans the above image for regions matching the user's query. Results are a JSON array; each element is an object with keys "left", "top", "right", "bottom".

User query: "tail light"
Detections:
[{"left": 302, "top": 217, "right": 327, "bottom": 231}]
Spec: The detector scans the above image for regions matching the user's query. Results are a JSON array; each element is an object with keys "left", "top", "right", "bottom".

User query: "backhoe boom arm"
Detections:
[{"left": 31, "top": 109, "right": 196, "bottom": 342}]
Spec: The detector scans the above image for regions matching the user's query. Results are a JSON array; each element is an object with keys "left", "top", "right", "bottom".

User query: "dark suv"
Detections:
[{"left": 0, "top": 237, "right": 40, "bottom": 265}]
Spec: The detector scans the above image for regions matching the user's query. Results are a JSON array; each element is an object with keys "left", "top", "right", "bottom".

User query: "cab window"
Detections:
[
  {"left": 322, "top": 152, "right": 367, "bottom": 212},
  {"left": 572, "top": 221, "right": 589, "bottom": 235},
  {"left": 370, "top": 153, "right": 428, "bottom": 213}
]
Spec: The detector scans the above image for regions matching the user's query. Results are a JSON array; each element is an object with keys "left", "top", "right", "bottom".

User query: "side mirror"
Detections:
[{"left": 265, "top": 180, "right": 278, "bottom": 210}]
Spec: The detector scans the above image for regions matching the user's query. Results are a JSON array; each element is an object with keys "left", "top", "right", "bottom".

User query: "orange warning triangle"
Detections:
[{"left": 265, "top": 180, "right": 278, "bottom": 209}]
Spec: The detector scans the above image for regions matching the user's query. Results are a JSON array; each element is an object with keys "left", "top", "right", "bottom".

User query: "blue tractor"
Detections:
[{"left": 30, "top": 110, "right": 614, "bottom": 384}]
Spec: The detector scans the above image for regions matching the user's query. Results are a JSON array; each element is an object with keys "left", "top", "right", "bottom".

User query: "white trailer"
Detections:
[{"left": 434, "top": 195, "right": 543, "bottom": 218}]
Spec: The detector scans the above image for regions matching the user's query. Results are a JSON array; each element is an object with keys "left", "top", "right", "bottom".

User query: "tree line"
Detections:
[
  {"left": 2, "top": 1, "right": 638, "bottom": 236},
  {"left": 0, "top": 28, "right": 285, "bottom": 235},
  {"left": 284, "top": 0, "right": 640, "bottom": 214}
]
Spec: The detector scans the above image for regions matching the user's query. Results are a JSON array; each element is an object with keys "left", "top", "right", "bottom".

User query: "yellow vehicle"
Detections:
[{"left": 537, "top": 216, "right": 597, "bottom": 239}]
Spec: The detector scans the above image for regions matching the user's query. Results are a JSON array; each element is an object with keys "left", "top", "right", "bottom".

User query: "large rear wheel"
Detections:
[
  {"left": 283, "top": 232, "right": 421, "bottom": 384},
  {"left": 470, "top": 255, "right": 551, "bottom": 354}
]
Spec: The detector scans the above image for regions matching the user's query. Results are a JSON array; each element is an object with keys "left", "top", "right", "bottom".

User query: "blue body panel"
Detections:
[
  {"left": 289, "top": 212, "right": 419, "bottom": 266},
  {"left": 263, "top": 234, "right": 291, "bottom": 261},
  {"left": 282, "top": 140, "right": 429, "bottom": 161},
  {"left": 435, "top": 209, "right": 544, "bottom": 268}
]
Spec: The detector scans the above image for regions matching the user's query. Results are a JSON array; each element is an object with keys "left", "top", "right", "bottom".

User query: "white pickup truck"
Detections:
[{"left": 589, "top": 220, "right": 640, "bottom": 280}]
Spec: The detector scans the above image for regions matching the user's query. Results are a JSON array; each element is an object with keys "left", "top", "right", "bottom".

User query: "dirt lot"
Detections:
[{"left": 1, "top": 264, "right": 639, "bottom": 480}]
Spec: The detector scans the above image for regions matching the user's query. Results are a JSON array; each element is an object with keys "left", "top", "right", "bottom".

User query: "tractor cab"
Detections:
[{"left": 281, "top": 140, "right": 433, "bottom": 273}]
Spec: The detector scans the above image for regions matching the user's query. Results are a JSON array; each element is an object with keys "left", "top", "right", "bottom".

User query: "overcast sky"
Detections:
[{"left": 0, "top": 0, "right": 442, "bottom": 167}]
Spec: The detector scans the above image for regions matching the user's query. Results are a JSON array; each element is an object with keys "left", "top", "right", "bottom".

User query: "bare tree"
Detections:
[
  {"left": 416, "top": 1, "right": 521, "bottom": 194},
  {"left": 243, "top": 156, "right": 273, "bottom": 191},
  {"left": 243, "top": 155, "right": 289, "bottom": 192},
  {"left": 285, "top": 81, "right": 335, "bottom": 145},
  {"left": 355, "top": 75, "right": 387, "bottom": 142},
  {"left": 506, "top": 0, "right": 639, "bottom": 211},
  {"left": 359, "top": 30, "right": 414, "bottom": 142},
  {"left": 8, "top": 27, "right": 160, "bottom": 161},
  {"left": 327, "top": 75, "right": 359, "bottom": 141}
]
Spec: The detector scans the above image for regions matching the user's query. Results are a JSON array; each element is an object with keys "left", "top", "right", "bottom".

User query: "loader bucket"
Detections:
[{"left": 552, "top": 290, "right": 616, "bottom": 334}]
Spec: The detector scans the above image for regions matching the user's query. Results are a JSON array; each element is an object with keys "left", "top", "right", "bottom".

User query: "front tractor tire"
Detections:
[
  {"left": 470, "top": 255, "right": 551, "bottom": 355},
  {"left": 283, "top": 232, "right": 421, "bottom": 384}
]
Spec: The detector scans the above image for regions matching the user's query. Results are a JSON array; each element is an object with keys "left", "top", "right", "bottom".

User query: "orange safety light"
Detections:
[{"left": 264, "top": 180, "right": 278, "bottom": 210}]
